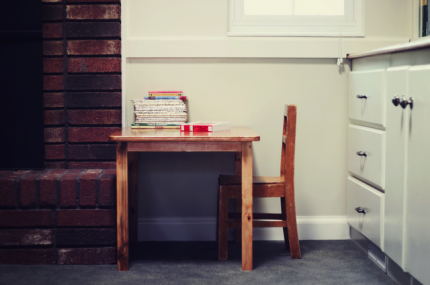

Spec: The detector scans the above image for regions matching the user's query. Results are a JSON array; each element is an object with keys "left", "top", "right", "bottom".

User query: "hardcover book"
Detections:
[{"left": 180, "top": 121, "right": 230, "bottom": 132}]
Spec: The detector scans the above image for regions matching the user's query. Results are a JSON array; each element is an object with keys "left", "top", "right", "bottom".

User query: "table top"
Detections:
[{"left": 109, "top": 127, "right": 260, "bottom": 142}]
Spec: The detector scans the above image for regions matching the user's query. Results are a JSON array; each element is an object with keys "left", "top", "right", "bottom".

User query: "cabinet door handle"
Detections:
[
  {"left": 356, "top": 95, "right": 367, "bottom": 99},
  {"left": 356, "top": 151, "right": 367, "bottom": 157},
  {"left": 355, "top": 207, "right": 367, "bottom": 214},
  {"left": 400, "top": 96, "right": 413, "bottom": 109},
  {"left": 392, "top": 95, "right": 400, "bottom": 106}
]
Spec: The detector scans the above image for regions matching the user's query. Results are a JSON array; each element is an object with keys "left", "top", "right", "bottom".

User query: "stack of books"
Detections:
[{"left": 131, "top": 91, "right": 187, "bottom": 129}]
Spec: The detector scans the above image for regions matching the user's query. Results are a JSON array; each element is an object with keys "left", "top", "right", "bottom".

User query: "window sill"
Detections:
[{"left": 124, "top": 37, "right": 409, "bottom": 59}]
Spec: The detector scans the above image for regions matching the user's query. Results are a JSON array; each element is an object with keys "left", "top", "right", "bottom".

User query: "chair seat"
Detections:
[{"left": 219, "top": 175, "right": 284, "bottom": 185}]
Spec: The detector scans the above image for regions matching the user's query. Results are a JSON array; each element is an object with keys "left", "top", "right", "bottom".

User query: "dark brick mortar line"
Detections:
[
  {"left": 55, "top": 170, "right": 70, "bottom": 210},
  {"left": 63, "top": 0, "right": 69, "bottom": 169},
  {"left": 44, "top": 72, "right": 65, "bottom": 76},
  {"left": 65, "top": 89, "right": 122, "bottom": 92},
  {"left": 75, "top": 170, "right": 88, "bottom": 209},
  {"left": 56, "top": 244, "right": 116, "bottom": 249},
  {"left": 67, "top": 55, "right": 121, "bottom": 58},
  {"left": 66, "top": 37, "right": 121, "bottom": 40},
  {"left": 0, "top": 245, "right": 54, "bottom": 250},
  {"left": 14, "top": 171, "right": 34, "bottom": 209},
  {"left": 95, "top": 169, "right": 106, "bottom": 208},
  {"left": 68, "top": 72, "right": 122, "bottom": 76},
  {"left": 66, "top": 20, "right": 121, "bottom": 24},
  {"left": 52, "top": 167, "right": 70, "bottom": 264},
  {"left": 36, "top": 170, "right": 54, "bottom": 209},
  {"left": 67, "top": 107, "right": 122, "bottom": 110}
]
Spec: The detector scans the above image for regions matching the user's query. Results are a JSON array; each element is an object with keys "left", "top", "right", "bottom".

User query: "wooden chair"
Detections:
[{"left": 216, "top": 104, "right": 301, "bottom": 260}]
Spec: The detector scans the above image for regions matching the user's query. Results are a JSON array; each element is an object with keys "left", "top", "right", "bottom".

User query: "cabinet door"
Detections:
[
  {"left": 405, "top": 65, "right": 430, "bottom": 285},
  {"left": 384, "top": 66, "right": 409, "bottom": 270}
]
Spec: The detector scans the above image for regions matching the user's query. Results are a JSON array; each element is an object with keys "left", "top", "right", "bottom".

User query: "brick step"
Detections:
[{"left": 0, "top": 169, "right": 117, "bottom": 265}]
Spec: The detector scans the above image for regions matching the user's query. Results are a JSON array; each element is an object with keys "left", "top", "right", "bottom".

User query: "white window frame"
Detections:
[{"left": 228, "top": 0, "right": 364, "bottom": 37}]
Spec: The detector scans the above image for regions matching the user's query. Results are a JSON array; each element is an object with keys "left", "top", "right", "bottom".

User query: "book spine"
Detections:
[
  {"left": 148, "top": 91, "right": 183, "bottom": 94},
  {"left": 193, "top": 125, "right": 212, "bottom": 132},
  {"left": 132, "top": 123, "right": 182, "bottom": 126},
  {"left": 180, "top": 125, "right": 215, "bottom": 132},
  {"left": 131, "top": 126, "right": 180, "bottom": 129},
  {"left": 148, "top": 93, "right": 182, "bottom": 96},
  {"left": 144, "top": 96, "right": 187, "bottom": 100}
]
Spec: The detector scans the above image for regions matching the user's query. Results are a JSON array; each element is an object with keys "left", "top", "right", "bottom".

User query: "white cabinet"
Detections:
[
  {"left": 404, "top": 66, "right": 430, "bottom": 284},
  {"left": 349, "top": 51, "right": 430, "bottom": 285},
  {"left": 347, "top": 69, "right": 387, "bottom": 252},
  {"left": 384, "top": 66, "right": 409, "bottom": 270}
]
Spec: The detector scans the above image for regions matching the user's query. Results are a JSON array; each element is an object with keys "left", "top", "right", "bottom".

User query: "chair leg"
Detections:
[
  {"left": 218, "top": 186, "right": 229, "bottom": 260},
  {"left": 234, "top": 199, "right": 241, "bottom": 242},
  {"left": 283, "top": 190, "right": 301, "bottom": 259},
  {"left": 280, "top": 197, "right": 290, "bottom": 251},
  {"left": 216, "top": 185, "right": 220, "bottom": 248}
]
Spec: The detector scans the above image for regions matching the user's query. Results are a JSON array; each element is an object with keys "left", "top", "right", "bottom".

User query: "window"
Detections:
[{"left": 228, "top": 0, "right": 364, "bottom": 37}]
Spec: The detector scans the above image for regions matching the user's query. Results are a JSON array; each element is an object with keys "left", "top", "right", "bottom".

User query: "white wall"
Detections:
[
  {"left": 123, "top": 0, "right": 413, "bottom": 241},
  {"left": 128, "top": 0, "right": 411, "bottom": 38}
]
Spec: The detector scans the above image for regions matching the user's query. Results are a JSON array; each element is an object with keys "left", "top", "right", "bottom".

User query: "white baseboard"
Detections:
[{"left": 138, "top": 216, "right": 349, "bottom": 241}]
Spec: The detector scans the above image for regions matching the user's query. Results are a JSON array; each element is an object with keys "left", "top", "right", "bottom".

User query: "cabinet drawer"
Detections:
[
  {"left": 347, "top": 176, "right": 385, "bottom": 250},
  {"left": 349, "top": 69, "right": 386, "bottom": 127},
  {"left": 348, "top": 125, "right": 385, "bottom": 189}
]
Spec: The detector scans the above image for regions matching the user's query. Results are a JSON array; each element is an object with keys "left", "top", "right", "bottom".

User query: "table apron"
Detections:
[{"left": 127, "top": 141, "right": 242, "bottom": 152}]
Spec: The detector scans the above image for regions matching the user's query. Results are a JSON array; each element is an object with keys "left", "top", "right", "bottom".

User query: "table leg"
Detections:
[
  {"left": 128, "top": 152, "right": 138, "bottom": 243},
  {"left": 234, "top": 152, "right": 242, "bottom": 243},
  {"left": 241, "top": 142, "right": 253, "bottom": 271},
  {"left": 117, "top": 142, "right": 129, "bottom": 271}
]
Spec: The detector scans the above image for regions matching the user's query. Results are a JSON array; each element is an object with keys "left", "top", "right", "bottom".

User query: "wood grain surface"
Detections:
[
  {"left": 116, "top": 142, "right": 129, "bottom": 271},
  {"left": 284, "top": 105, "right": 301, "bottom": 259},
  {"left": 234, "top": 152, "right": 242, "bottom": 243},
  {"left": 109, "top": 127, "right": 260, "bottom": 142},
  {"left": 241, "top": 141, "right": 253, "bottom": 271},
  {"left": 128, "top": 142, "right": 241, "bottom": 152},
  {"left": 111, "top": 126, "right": 260, "bottom": 271},
  {"left": 128, "top": 152, "right": 138, "bottom": 243}
]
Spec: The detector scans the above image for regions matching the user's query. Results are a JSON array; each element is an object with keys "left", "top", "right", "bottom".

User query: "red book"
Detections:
[{"left": 180, "top": 121, "right": 230, "bottom": 132}]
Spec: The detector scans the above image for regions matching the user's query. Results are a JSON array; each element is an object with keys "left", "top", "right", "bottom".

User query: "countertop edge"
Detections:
[{"left": 347, "top": 38, "right": 430, "bottom": 59}]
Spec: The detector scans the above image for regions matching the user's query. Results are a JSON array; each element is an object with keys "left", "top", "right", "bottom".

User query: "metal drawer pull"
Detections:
[
  {"left": 355, "top": 207, "right": 367, "bottom": 214},
  {"left": 356, "top": 95, "right": 367, "bottom": 99},
  {"left": 400, "top": 95, "right": 413, "bottom": 109},
  {"left": 392, "top": 95, "right": 400, "bottom": 106},
  {"left": 356, "top": 151, "right": 367, "bottom": 157}
]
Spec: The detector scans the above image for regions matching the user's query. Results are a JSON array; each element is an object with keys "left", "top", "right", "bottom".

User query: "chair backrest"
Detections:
[{"left": 280, "top": 105, "right": 297, "bottom": 181}]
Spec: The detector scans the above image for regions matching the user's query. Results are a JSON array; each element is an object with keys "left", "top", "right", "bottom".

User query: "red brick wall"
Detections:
[
  {"left": 0, "top": 169, "right": 116, "bottom": 264},
  {"left": 43, "top": 0, "right": 121, "bottom": 169},
  {"left": 0, "top": 0, "right": 122, "bottom": 265}
]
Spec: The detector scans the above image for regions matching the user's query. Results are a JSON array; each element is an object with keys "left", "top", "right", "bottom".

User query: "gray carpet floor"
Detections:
[{"left": 0, "top": 241, "right": 396, "bottom": 285}]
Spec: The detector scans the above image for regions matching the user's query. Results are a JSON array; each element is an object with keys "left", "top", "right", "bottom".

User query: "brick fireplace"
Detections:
[{"left": 0, "top": 0, "right": 121, "bottom": 265}]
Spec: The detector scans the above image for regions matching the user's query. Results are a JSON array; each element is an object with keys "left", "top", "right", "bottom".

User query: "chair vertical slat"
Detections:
[
  {"left": 280, "top": 115, "right": 287, "bottom": 178},
  {"left": 218, "top": 186, "right": 229, "bottom": 260},
  {"left": 284, "top": 105, "right": 301, "bottom": 259}
]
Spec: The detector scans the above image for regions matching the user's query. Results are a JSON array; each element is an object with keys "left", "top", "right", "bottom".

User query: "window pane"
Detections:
[
  {"left": 244, "top": 0, "right": 293, "bottom": 15},
  {"left": 294, "top": 0, "right": 344, "bottom": 15}
]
